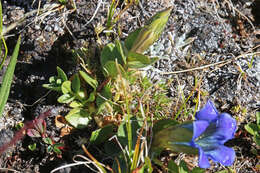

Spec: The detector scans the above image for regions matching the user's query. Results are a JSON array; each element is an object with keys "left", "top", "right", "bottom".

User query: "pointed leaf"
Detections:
[
  {"left": 125, "top": 28, "right": 142, "bottom": 51},
  {"left": 0, "top": 36, "right": 20, "bottom": 117},
  {"left": 127, "top": 52, "right": 158, "bottom": 68},
  {"left": 245, "top": 123, "right": 258, "bottom": 136},
  {"left": 57, "top": 66, "right": 68, "bottom": 81},
  {"left": 79, "top": 71, "right": 98, "bottom": 90},
  {"left": 130, "top": 7, "right": 172, "bottom": 53}
]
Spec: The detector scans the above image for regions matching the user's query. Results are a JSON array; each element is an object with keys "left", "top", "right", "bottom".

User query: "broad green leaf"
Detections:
[
  {"left": 130, "top": 7, "right": 172, "bottom": 53},
  {"left": 152, "top": 119, "right": 179, "bottom": 135},
  {"left": 103, "top": 61, "right": 125, "bottom": 78},
  {"left": 0, "top": 36, "right": 20, "bottom": 117},
  {"left": 57, "top": 66, "right": 68, "bottom": 81},
  {"left": 127, "top": 51, "right": 159, "bottom": 68},
  {"left": 152, "top": 122, "right": 197, "bottom": 155},
  {"left": 79, "top": 71, "right": 98, "bottom": 90},
  {"left": 57, "top": 94, "right": 75, "bottom": 104},
  {"left": 124, "top": 28, "right": 142, "bottom": 51},
  {"left": 244, "top": 123, "right": 259, "bottom": 136},
  {"left": 90, "top": 125, "right": 115, "bottom": 145},
  {"left": 168, "top": 160, "right": 178, "bottom": 173},
  {"left": 61, "top": 81, "right": 72, "bottom": 94},
  {"left": 100, "top": 43, "right": 116, "bottom": 67},
  {"left": 72, "top": 73, "right": 80, "bottom": 93},
  {"left": 65, "top": 108, "right": 92, "bottom": 128},
  {"left": 96, "top": 84, "right": 112, "bottom": 110}
]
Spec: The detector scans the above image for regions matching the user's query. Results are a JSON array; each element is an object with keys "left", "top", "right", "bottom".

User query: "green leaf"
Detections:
[
  {"left": 72, "top": 74, "right": 80, "bottom": 93},
  {"left": 90, "top": 125, "right": 115, "bottom": 145},
  {"left": 53, "top": 146, "right": 62, "bottom": 154},
  {"left": 191, "top": 167, "right": 205, "bottom": 173},
  {"left": 179, "top": 160, "right": 189, "bottom": 173},
  {"left": 117, "top": 116, "right": 143, "bottom": 149},
  {"left": 127, "top": 51, "right": 159, "bottom": 68},
  {"left": 168, "top": 160, "right": 178, "bottom": 173},
  {"left": 28, "top": 143, "right": 37, "bottom": 151},
  {"left": 86, "top": 91, "right": 96, "bottom": 102},
  {"left": 152, "top": 119, "right": 179, "bottom": 135},
  {"left": 65, "top": 108, "right": 92, "bottom": 128},
  {"left": 144, "top": 157, "right": 153, "bottom": 173},
  {"left": 103, "top": 61, "right": 125, "bottom": 78},
  {"left": 256, "top": 111, "right": 260, "bottom": 127},
  {"left": 130, "top": 7, "right": 172, "bottom": 53},
  {"left": 254, "top": 136, "right": 260, "bottom": 146},
  {"left": 61, "top": 81, "right": 72, "bottom": 94},
  {"left": 57, "top": 66, "right": 68, "bottom": 81},
  {"left": 79, "top": 71, "right": 98, "bottom": 90},
  {"left": 244, "top": 123, "right": 259, "bottom": 136},
  {"left": 0, "top": 36, "right": 20, "bottom": 117},
  {"left": 43, "top": 137, "right": 53, "bottom": 145},
  {"left": 42, "top": 83, "right": 61, "bottom": 92},
  {"left": 152, "top": 122, "right": 196, "bottom": 155},
  {"left": 69, "top": 100, "right": 84, "bottom": 108},
  {"left": 124, "top": 28, "right": 142, "bottom": 51},
  {"left": 115, "top": 40, "right": 126, "bottom": 64},
  {"left": 96, "top": 84, "right": 112, "bottom": 111},
  {"left": 100, "top": 43, "right": 116, "bottom": 67},
  {"left": 58, "top": 94, "right": 75, "bottom": 104},
  {"left": 53, "top": 143, "right": 64, "bottom": 154}
]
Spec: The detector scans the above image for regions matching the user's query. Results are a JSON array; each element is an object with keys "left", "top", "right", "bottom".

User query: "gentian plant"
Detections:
[{"left": 152, "top": 100, "right": 237, "bottom": 168}]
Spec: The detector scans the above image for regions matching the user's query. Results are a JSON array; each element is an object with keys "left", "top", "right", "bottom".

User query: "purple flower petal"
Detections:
[
  {"left": 215, "top": 113, "right": 237, "bottom": 141},
  {"left": 198, "top": 147, "right": 210, "bottom": 168},
  {"left": 193, "top": 120, "right": 209, "bottom": 140},
  {"left": 206, "top": 145, "right": 236, "bottom": 166},
  {"left": 195, "top": 100, "right": 219, "bottom": 122}
]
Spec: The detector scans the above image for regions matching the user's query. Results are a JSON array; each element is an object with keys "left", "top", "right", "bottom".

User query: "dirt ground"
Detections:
[{"left": 0, "top": 0, "right": 259, "bottom": 172}]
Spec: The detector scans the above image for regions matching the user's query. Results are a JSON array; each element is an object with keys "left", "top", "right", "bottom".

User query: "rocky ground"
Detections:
[{"left": 0, "top": 0, "right": 259, "bottom": 172}]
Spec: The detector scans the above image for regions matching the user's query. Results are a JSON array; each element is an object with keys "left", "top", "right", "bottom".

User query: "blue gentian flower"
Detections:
[
  {"left": 188, "top": 100, "right": 237, "bottom": 168},
  {"left": 152, "top": 100, "right": 237, "bottom": 168}
]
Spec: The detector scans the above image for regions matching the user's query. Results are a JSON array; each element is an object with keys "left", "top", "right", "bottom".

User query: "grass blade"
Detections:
[{"left": 0, "top": 36, "right": 21, "bottom": 117}]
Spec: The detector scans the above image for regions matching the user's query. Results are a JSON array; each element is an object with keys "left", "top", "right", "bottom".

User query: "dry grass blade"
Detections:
[{"left": 161, "top": 51, "right": 260, "bottom": 75}]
